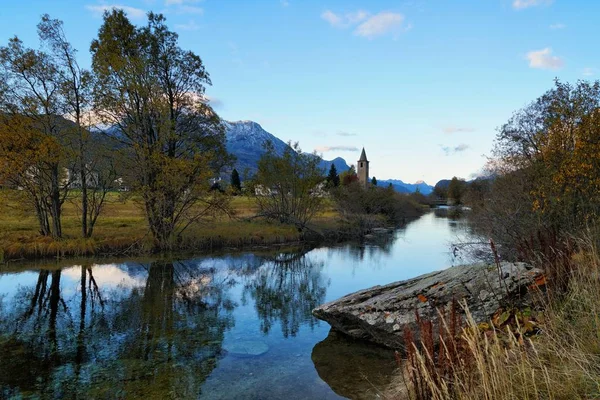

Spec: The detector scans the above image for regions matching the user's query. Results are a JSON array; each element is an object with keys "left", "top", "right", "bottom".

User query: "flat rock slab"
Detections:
[
  {"left": 312, "top": 262, "right": 542, "bottom": 349},
  {"left": 223, "top": 340, "right": 269, "bottom": 357}
]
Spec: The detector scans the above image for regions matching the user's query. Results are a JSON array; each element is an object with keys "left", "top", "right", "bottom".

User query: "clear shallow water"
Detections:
[{"left": 0, "top": 212, "right": 473, "bottom": 400}]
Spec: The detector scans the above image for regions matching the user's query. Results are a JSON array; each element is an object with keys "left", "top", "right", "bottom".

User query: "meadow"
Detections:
[{"left": 0, "top": 190, "right": 339, "bottom": 262}]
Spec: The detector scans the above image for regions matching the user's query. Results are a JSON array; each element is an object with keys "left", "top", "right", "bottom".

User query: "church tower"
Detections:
[{"left": 357, "top": 147, "right": 369, "bottom": 189}]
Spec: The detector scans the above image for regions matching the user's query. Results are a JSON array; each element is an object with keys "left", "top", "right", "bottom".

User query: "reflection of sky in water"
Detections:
[
  {"left": 0, "top": 211, "right": 475, "bottom": 400},
  {"left": 316, "top": 212, "right": 470, "bottom": 301},
  {"left": 0, "top": 264, "right": 147, "bottom": 303}
]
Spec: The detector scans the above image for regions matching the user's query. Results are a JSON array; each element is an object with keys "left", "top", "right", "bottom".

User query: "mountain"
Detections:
[
  {"left": 378, "top": 179, "right": 434, "bottom": 195},
  {"left": 224, "top": 120, "right": 350, "bottom": 176},
  {"left": 379, "top": 182, "right": 411, "bottom": 193}
]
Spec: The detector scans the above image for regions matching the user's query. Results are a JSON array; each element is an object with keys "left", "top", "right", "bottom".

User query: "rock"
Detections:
[
  {"left": 312, "top": 262, "right": 543, "bottom": 349},
  {"left": 223, "top": 340, "right": 269, "bottom": 357}
]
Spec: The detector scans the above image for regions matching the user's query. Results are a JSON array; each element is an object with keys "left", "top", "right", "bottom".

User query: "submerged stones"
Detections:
[
  {"left": 223, "top": 340, "right": 269, "bottom": 357},
  {"left": 312, "top": 262, "right": 543, "bottom": 349}
]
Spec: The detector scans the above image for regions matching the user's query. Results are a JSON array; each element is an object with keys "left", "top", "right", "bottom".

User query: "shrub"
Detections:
[{"left": 331, "top": 182, "right": 422, "bottom": 227}]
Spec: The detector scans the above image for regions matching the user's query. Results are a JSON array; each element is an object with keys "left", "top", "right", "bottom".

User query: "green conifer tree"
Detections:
[{"left": 230, "top": 168, "right": 242, "bottom": 194}]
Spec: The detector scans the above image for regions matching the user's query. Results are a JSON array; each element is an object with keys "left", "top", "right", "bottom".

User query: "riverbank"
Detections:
[
  {"left": 396, "top": 244, "right": 600, "bottom": 400},
  {"left": 0, "top": 190, "right": 424, "bottom": 263},
  {"left": 0, "top": 192, "right": 320, "bottom": 262},
  {"left": 0, "top": 210, "right": 465, "bottom": 399}
]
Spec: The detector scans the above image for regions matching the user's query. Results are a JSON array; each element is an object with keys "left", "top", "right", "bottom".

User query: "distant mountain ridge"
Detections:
[
  {"left": 105, "top": 119, "right": 431, "bottom": 192},
  {"left": 224, "top": 120, "right": 350, "bottom": 176},
  {"left": 378, "top": 179, "right": 434, "bottom": 195}
]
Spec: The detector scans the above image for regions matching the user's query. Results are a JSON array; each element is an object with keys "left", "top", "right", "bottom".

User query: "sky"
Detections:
[{"left": 0, "top": 0, "right": 598, "bottom": 184}]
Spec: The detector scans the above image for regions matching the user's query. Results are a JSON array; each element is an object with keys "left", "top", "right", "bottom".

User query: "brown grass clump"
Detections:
[{"left": 398, "top": 233, "right": 600, "bottom": 400}]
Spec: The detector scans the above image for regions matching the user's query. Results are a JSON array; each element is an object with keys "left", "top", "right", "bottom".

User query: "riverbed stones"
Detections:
[
  {"left": 223, "top": 340, "right": 269, "bottom": 357},
  {"left": 312, "top": 262, "right": 543, "bottom": 349}
]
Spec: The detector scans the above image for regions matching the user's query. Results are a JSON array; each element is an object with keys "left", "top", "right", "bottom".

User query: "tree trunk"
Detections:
[
  {"left": 34, "top": 197, "right": 51, "bottom": 236},
  {"left": 49, "top": 164, "right": 63, "bottom": 239},
  {"left": 79, "top": 140, "right": 89, "bottom": 238}
]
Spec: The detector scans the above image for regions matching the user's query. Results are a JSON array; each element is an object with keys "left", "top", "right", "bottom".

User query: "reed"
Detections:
[{"left": 398, "top": 232, "right": 600, "bottom": 400}]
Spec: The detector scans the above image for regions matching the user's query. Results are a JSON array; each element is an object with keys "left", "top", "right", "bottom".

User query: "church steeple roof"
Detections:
[{"left": 358, "top": 147, "right": 368, "bottom": 162}]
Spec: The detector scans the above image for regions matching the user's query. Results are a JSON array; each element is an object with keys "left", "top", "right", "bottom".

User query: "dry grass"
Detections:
[
  {"left": 0, "top": 190, "right": 339, "bottom": 261},
  {"left": 398, "top": 233, "right": 600, "bottom": 400}
]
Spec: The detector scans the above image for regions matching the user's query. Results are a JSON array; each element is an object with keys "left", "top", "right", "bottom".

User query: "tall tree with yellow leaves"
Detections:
[
  {"left": 0, "top": 37, "right": 74, "bottom": 238},
  {"left": 494, "top": 79, "right": 600, "bottom": 232}
]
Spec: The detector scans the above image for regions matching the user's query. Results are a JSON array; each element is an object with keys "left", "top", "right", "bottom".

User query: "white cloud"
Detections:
[
  {"left": 176, "top": 5, "right": 203, "bottom": 14},
  {"left": 322, "top": 10, "right": 406, "bottom": 38},
  {"left": 281, "top": 0, "right": 290, "bottom": 7},
  {"left": 315, "top": 145, "right": 359, "bottom": 152},
  {"left": 512, "top": 0, "right": 552, "bottom": 10},
  {"left": 86, "top": 4, "right": 146, "bottom": 19},
  {"left": 526, "top": 47, "right": 564, "bottom": 70},
  {"left": 321, "top": 9, "right": 368, "bottom": 28},
  {"left": 583, "top": 67, "right": 596, "bottom": 77},
  {"left": 63, "top": 264, "right": 146, "bottom": 289},
  {"left": 175, "top": 20, "right": 200, "bottom": 31},
  {"left": 163, "top": 0, "right": 203, "bottom": 14},
  {"left": 440, "top": 143, "right": 470, "bottom": 155},
  {"left": 336, "top": 131, "right": 356, "bottom": 137},
  {"left": 347, "top": 10, "right": 369, "bottom": 24},
  {"left": 321, "top": 10, "right": 343, "bottom": 27},
  {"left": 549, "top": 23, "right": 566, "bottom": 30},
  {"left": 443, "top": 126, "right": 475, "bottom": 134},
  {"left": 204, "top": 95, "right": 224, "bottom": 109},
  {"left": 355, "top": 12, "right": 405, "bottom": 38},
  {"left": 165, "top": 0, "right": 201, "bottom": 5}
]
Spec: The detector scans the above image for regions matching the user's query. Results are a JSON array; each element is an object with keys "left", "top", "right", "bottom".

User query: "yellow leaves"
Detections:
[{"left": 486, "top": 307, "right": 541, "bottom": 339}]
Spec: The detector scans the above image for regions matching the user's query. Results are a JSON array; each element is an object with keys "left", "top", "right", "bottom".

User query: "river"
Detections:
[{"left": 0, "top": 210, "right": 474, "bottom": 399}]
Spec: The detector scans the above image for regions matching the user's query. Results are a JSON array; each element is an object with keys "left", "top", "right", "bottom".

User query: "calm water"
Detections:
[{"left": 0, "top": 211, "right": 472, "bottom": 400}]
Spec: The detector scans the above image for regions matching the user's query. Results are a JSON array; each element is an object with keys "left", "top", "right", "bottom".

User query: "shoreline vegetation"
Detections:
[
  {"left": 389, "top": 80, "right": 600, "bottom": 399},
  {"left": 0, "top": 190, "right": 426, "bottom": 263}
]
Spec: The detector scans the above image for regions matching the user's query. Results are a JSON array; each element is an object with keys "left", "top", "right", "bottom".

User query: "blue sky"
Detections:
[{"left": 1, "top": 0, "right": 597, "bottom": 184}]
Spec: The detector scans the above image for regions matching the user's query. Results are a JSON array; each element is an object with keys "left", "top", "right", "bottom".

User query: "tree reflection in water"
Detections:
[
  {"left": 243, "top": 250, "right": 329, "bottom": 338},
  {"left": 0, "top": 260, "right": 235, "bottom": 399}
]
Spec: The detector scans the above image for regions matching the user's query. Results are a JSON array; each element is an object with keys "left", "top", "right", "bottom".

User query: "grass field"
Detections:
[{"left": 0, "top": 190, "right": 340, "bottom": 261}]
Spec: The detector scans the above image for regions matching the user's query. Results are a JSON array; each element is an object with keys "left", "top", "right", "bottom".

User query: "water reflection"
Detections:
[
  {"left": 243, "top": 251, "right": 328, "bottom": 338},
  {"left": 311, "top": 330, "right": 398, "bottom": 400},
  {"left": 0, "top": 261, "right": 236, "bottom": 399},
  {"left": 0, "top": 212, "right": 474, "bottom": 399}
]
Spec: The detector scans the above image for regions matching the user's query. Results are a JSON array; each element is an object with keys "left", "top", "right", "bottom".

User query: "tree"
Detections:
[
  {"left": 371, "top": 176, "right": 378, "bottom": 186},
  {"left": 230, "top": 168, "right": 241, "bottom": 194},
  {"left": 326, "top": 164, "right": 340, "bottom": 187},
  {"left": 331, "top": 181, "right": 421, "bottom": 227},
  {"left": 254, "top": 141, "right": 325, "bottom": 229},
  {"left": 468, "top": 79, "right": 600, "bottom": 262},
  {"left": 340, "top": 165, "right": 359, "bottom": 186},
  {"left": 432, "top": 181, "right": 448, "bottom": 200},
  {"left": 0, "top": 36, "right": 74, "bottom": 238},
  {"left": 90, "top": 10, "right": 232, "bottom": 248},
  {"left": 447, "top": 177, "right": 466, "bottom": 205},
  {"left": 494, "top": 79, "right": 600, "bottom": 230},
  {"left": 38, "top": 15, "right": 113, "bottom": 238}
]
